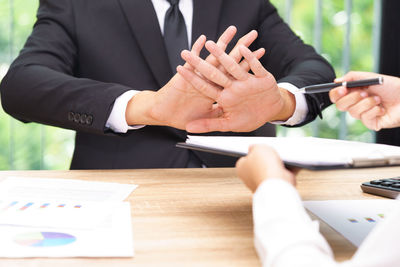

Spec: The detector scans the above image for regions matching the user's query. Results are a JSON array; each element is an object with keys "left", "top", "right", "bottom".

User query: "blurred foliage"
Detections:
[
  {"left": 0, "top": 0, "right": 74, "bottom": 170},
  {"left": 0, "top": 0, "right": 378, "bottom": 170},
  {"left": 271, "top": 0, "right": 377, "bottom": 143}
]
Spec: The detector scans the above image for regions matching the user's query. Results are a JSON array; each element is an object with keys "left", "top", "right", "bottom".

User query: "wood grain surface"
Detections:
[{"left": 0, "top": 166, "right": 397, "bottom": 266}]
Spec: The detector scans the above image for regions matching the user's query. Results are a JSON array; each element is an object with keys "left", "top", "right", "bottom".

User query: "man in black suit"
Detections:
[{"left": 0, "top": 0, "right": 335, "bottom": 169}]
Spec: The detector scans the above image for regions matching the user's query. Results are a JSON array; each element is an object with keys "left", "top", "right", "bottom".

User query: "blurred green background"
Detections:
[{"left": 0, "top": 0, "right": 378, "bottom": 170}]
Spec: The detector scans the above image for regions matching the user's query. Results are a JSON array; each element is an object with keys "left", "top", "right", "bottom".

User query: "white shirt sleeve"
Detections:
[
  {"left": 271, "top": 82, "right": 309, "bottom": 126},
  {"left": 253, "top": 179, "right": 336, "bottom": 267},
  {"left": 105, "top": 90, "right": 145, "bottom": 133},
  {"left": 253, "top": 179, "right": 400, "bottom": 267}
]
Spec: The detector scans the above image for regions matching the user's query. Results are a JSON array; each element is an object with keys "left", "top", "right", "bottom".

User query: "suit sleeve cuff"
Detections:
[
  {"left": 105, "top": 90, "right": 145, "bottom": 133},
  {"left": 271, "top": 82, "right": 309, "bottom": 126}
]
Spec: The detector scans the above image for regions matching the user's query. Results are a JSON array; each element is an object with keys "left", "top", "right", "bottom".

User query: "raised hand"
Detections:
[
  {"left": 125, "top": 26, "right": 262, "bottom": 130},
  {"left": 178, "top": 42, "right": 296, "bottom": 133},
  {"left": 330, "top": 71, "right": 400, "bottom": 131}
]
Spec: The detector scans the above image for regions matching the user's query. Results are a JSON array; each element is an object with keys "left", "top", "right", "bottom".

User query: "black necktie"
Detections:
[{"left": 164, "top": 0, "right": 189, "bottom": 73}]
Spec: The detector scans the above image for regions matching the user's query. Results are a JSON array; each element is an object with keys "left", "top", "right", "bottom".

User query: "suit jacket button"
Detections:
[
  {"left": 86, "top": 115, "right": 93, "bottom": 125},
  {"left": 68, "top": 112, "right": 75, "bottom": 121},
  {"left": 80, "top": 114, "right": 87, "bottom": 124},
  {"left": 74, "top": 113, "right": 81, "bottom": 123}
]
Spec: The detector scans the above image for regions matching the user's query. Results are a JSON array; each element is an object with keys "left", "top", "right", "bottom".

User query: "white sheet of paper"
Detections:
[
  {"left": 186, "top": 135, "right": 400, "bottom": 167},
  {"left": 0, "top": 198, "right": 118, "bottom": 229},
  {"left": 0, "top": 202, "right": 134, "bottom": 258},
  {"left": 304, "top": 200, "right": 398, "bottom": 247},
  {"left": 0, "top": 177, "right": 137, "bottom": 202}
]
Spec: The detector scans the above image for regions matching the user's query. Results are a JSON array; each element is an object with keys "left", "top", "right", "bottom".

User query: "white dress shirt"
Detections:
[
  {"left": 253, "top": 178, "right": 400, "bottom": 267},
  {"left": 105, "top": 0, "right": 308, "bottom": 133}
]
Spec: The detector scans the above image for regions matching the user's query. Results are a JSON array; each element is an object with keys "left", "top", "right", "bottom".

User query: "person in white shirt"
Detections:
[
  {"left": 234, "top": 71, "right": 400, "bottom": 267},
  {"left": 236, "top": 72, "right": 400, "bottom": 267},
  {"left": 236, "top": 144, "right": 400, "bottom": 267}
]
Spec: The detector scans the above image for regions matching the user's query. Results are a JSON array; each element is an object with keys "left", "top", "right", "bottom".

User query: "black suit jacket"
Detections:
[{"left": 0, "top": 0, "right": 335, "bottom": 169}]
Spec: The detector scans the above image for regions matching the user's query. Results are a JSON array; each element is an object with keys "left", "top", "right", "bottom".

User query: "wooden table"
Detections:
[{"left": 0, "top": 166, "right": 398, "bottom": 266}]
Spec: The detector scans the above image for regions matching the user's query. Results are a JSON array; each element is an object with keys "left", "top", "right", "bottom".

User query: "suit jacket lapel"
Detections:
[
  {"left": 192, "top": 0, "right": 224, "bottom": 59},
  {"left": 117, "top": 0, "right": 172, "bottom": 88}
]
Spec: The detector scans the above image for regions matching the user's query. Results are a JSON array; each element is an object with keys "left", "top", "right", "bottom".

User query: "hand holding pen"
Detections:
[{"left": 329, "top": 71, "right": 400, "bottom": 131}]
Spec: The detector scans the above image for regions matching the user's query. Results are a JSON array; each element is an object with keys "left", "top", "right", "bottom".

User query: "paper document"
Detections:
[
  {"left": 177, "top": 135, "right": 400, "bottom": 169},
  {"left": 304, "top": 200, "right": 398, "bottom": 247},
  {"left": 0, "top": 202, "right": 134, "bottom": 258},
  {"left": 0, "top": 177, "right": 137, "bottom": 257},
  {"left": 0, "top": 177, "right": 137, "bottom": 202},
  {"left": 0, "top": 198, "right": 117, "bottom": 229}
]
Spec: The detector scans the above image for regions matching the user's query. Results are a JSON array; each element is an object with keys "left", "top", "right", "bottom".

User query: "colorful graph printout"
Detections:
[
  {"left": 0, "top": 199, "right": 115, "bottom": 229},
  {"left": 14, "top": 232, "right": 76, "bottom": 247},
  {"left": 304, "top": 200, "right": 397, "bottom": 247},
  {"left": 0, "top": 202, "right": 134, "bottom": 257}
]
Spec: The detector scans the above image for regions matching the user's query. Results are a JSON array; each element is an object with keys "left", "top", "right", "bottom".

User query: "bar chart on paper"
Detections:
[
  {"left": 0, "top": 199, "right": 113, "bottom": 229},
  {"left": 0, "top": 177, "right": 136, "bottom": 257},
  {"left": 14, "top": 232, "right": 76, "bottom": 247},
  {"left": 304, "top": 200, "right": 398, "bottom": 246},
  {"left": 0, "top": 202, "right": 133, "bottom": 257}
]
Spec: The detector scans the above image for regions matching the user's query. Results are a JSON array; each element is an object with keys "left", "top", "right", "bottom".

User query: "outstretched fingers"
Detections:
[
  {"left": 229, "top": 30, "right": 258, "bottom": 63},
  {"left": 176, "top": 65, "right": 221, "bottom": 100},
  {"left": 206, "top": 26, "right": 237, "bottom": 67},
  {"left": 205, "top": 41, "right": 248, "bottom": 81},
  {"left": 181, "top": 50, "right": 232, "bottom": 88},
  {"left": 239, "top": 45, "right": 269, "bottom": 77},
  {"left": 184, "top": 35, "right": 207, "bottom": 70},
  {"left": 239, "top": 48, "right": 266, "bottom": 72},
  {"left": 191, "top": 35, "right": 206, "bottom": 56}
]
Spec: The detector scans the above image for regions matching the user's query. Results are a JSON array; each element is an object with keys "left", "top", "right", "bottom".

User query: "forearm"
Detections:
[
  {"left": 0, "top": 64, "right": 130, "bottom": 134},
  {"left": 270, "top": 87, "right": 296, "bottom": 122},
  {"left": 125, "top": 90, "right": 159, "bottom": 126}
]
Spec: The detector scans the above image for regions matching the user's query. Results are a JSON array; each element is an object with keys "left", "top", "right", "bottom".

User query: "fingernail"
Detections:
[
  {"left": 338, "top": 87, "right": 346, "bottom": 96},
  {"left": 335, "top": 77, "right": 344, "bottom": 83},
  {"left": 360, "top": 91, "right": 368, "bottom": 98},
  {"left": 374, "top": 96, "right": 381, "bottom": 103}
]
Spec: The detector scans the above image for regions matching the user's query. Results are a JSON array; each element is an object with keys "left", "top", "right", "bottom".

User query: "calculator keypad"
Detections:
[{"left": 361, "top": 178, "right": 400, "bottom": 199}]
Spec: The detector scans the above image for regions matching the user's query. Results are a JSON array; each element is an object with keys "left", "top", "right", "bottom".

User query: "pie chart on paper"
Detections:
[{"left": 14, "top": 232, "right": 76, "bottom": 247}]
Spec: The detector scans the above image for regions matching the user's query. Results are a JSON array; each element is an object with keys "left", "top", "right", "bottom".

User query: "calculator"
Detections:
[{"left": 361, "top": 178, "right": 400, "bottom": 199}]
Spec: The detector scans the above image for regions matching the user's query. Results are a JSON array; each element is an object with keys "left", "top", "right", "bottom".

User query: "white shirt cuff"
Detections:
[
  {"left": 252, "top": 179, "right": 333, "bottom": 266},
  {"left": 272, "top": 82, "right": 309, "bottom": 126},
  {"left": 105, "top": 90, "right": 145, "bottom": 133}
]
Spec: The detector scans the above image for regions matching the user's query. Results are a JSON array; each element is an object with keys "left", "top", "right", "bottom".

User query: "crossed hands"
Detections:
[
  {"left": 330, "top": 72, "right": 400, "bottom": 131},
  {"left": 125, "top": 26, "right": 295, "bottom": 133}
]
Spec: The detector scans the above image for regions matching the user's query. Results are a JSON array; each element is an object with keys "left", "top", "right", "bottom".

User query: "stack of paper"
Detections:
[{"left": 0, "top": 177, "right": 137, "bottom": 258}]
